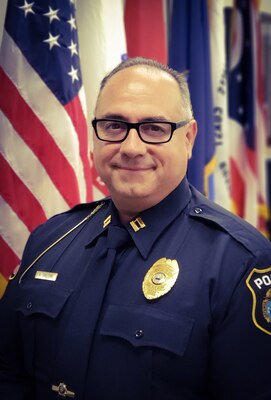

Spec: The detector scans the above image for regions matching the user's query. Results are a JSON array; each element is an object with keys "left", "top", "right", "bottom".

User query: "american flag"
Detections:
[
  {"left": 0, "top": 0, "right": 93, "bottom": 295},
  {"left": 227, "top": 0, "right": 269, "bottom": 236}
]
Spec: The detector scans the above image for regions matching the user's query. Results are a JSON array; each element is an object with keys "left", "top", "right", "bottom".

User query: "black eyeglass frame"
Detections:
[{"left": 91, "top": 118, "right": 191, "bottom": 144}]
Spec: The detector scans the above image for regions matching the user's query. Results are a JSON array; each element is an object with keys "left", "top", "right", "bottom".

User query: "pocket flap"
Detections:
[
  {"left": 15, "top": 283, "right": 72, "bottom": 319},
  {"left": 101, "top": 304, "right": 194, "bottom": 356}
]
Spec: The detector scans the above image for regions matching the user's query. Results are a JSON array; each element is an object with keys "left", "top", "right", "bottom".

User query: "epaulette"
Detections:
[
  {"left": 65, "top": 196, "right": 111, "bottom": 214},
  {"left": 42, "top": 197, "right": 111, "bottom": 224},
  {"left": 189, "top": 187, "right": 271, "bottom": 256}
]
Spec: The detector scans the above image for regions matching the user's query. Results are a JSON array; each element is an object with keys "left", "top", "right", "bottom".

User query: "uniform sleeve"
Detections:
[{"left": 210, "top": 249, "right": 271, "bottom": 400}]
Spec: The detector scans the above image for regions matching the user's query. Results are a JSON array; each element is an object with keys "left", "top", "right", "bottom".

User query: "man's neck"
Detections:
[{"left": 117, "top": 209, "right": 138, "bottom": 224}]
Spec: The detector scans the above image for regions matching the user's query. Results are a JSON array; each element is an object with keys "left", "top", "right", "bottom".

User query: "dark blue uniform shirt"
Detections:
[{"left": 1, "top": 178, "right": 271, "bottom": 399}]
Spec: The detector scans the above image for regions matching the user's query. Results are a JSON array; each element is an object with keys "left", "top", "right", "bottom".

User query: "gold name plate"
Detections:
[{"left": 35, "top": 271, "right": 58, "bottom": 281}]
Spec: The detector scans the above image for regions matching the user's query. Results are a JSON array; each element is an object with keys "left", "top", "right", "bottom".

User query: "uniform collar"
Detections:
[
  {"left": 125, "top": 177, "right": 191, "bottom": 258},
  {"left": 85, "top": 178, "right": 191, "bottom": 258}
]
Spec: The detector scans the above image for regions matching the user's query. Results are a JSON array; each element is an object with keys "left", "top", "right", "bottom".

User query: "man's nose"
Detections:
[{"left": 119, "top": 128, "right": 147, "bottom": 156}]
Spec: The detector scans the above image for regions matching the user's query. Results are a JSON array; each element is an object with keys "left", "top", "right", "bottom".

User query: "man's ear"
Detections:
[{"left": 185, "top": 120, "right": 197, "bottom": 159}]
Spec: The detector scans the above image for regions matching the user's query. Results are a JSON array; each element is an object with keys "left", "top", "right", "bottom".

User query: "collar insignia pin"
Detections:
[
  {"left": 142, "top": 257, "right": 179, "bottom": 300},
  {"left": 103, "top": 215, "right": 112, "bottom": 228},
  {"left": 130, "top": 217, "right": 146, "bottom": 232}
]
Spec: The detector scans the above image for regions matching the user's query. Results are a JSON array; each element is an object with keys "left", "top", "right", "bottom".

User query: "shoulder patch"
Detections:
[{"left": 246, "top": 267, "right": 271, "bottom": 336}]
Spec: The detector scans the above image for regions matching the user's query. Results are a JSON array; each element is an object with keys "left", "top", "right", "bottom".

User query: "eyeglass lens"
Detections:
[{"left": 96, "top": 120, "right": 172, "bottom": 143}]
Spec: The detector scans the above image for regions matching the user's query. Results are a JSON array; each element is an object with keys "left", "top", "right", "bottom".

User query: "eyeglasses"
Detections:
[{"left": 91, "top": 119, "right": 190, "bottom": 144}]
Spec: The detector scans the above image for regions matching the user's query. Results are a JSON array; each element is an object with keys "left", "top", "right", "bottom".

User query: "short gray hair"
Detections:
[{"left": 96, "top": 57, "right": 194, "bottom": 120}]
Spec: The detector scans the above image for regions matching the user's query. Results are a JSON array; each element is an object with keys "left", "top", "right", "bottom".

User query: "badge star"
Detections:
[
  {"left": 68, "top": 65, "right": 79, "bottom": 83},
  {"left": 43, "top": 6, "right": 60, "bottom": 23},
  {"left": 68, "top": 40, "right": 78, "bottom": 56},
  {"left": 68, "top": 14, "right": 77, "bottom": 30},
  {"left": 43, "top": 33, "right": 61, "bottom": 50},
  {"left": 18, "top": 0, "right": 35, "bottom": 17}
]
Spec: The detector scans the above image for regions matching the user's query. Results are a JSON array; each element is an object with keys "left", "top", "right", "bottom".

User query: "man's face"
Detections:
[{"left": 93, "top": 66, "right": 197, "bottom": 216}]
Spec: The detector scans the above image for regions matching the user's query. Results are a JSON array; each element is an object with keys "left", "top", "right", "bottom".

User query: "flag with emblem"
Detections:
[
  {"left": 208, "top": 0, "right": 231, "bottom": 210},
  {"left": 0, "top": 0, "right": 93, "bottom": 296},
  {"left": 227, "top": 0, "right": 269, "bottom": 236}
]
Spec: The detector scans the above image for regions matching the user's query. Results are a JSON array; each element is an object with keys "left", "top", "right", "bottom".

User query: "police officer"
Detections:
[{"left": 1, "top": 57, "right": 271, "bottom": 400}]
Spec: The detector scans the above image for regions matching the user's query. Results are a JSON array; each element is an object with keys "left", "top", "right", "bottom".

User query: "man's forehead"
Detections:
[
  {"left": 95, "top": 65, "right": 182, "bottom": 117},
  {"left": 106, "top": 65, "right": 176, "bottom": 86},
  {"left": 97, "top": 67, "right": 180, "bottom": 106}
]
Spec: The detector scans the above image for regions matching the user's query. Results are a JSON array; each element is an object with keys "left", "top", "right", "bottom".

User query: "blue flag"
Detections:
[{"left": 168, "top": 0, "right": 215, "bottom": 197}]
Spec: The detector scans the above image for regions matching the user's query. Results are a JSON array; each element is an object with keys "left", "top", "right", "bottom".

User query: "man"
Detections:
[{"left": 0, "top": 57, "right": 271, "bottom": 400}]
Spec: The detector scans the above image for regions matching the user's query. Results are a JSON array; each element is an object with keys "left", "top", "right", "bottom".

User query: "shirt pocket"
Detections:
[
  {"left": 100, "top": 303, "right": 194, "bottom": 356},
  {"left": 14, "top": 283, "right": 73, "bottom": 377},
  {"left": 15, "top": 283, "right": 72, "bottom": 319}
]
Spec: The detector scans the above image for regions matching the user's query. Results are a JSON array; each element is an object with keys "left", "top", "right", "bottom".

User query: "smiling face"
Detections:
[{"left": 93, "top": 66, "right": 197, "bottom": 222}]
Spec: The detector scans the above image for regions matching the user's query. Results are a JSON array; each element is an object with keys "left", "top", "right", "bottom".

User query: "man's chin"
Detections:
[{"left": 110, "top": 184, "right": 151, "bottom": 202}]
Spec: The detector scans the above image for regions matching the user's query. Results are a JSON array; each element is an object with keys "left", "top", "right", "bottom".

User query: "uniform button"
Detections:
[
  {"left": 194, "top": 207, "right": 203, "bottom": 214},
  {"left": 135, "top": 329, "right": 144, "bottom": 339},
  {"left": 26, "top": 302, "right": 32, "bottom": 310}
]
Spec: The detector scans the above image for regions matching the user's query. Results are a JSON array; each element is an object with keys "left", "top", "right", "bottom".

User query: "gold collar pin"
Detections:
[
  {"left": 103, "top": 215, "right": 112, "bottom": 228},
  {"left": 130, "top": 217, "right": 146, "bottom": 232}
]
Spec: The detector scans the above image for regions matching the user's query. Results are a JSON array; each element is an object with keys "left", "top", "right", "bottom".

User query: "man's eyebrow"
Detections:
[
  {"left": 98, "top": 114, "right": 170, "bottom": 122},
  {"left": 100, "top": 113, "right": 126, "bottom": 120},
  {"left": 139, "top": 116, "right": 169, "bottom": 122}
]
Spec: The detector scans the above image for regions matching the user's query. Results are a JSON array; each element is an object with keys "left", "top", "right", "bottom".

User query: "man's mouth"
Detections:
[{"left": 113, "top": 164, "right": 155, "bottom": 172}]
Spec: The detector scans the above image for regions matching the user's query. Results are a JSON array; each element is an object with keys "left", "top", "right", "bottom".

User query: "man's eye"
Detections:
[
  {"left": 104, "top": 122, "right": 124, "bottom": 131},
  {"left": 150, "top": 124, "right": 163, "bottom": 132},
  {"left": 142, "top": 124, "right": 166, "bottom": 134}
]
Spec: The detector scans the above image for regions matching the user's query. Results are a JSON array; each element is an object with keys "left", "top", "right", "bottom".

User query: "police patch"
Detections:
[{"left": 246, "top": 267, "right": 271, "bottom": 336}]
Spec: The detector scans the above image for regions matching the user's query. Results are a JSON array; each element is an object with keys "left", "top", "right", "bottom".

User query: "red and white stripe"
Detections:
[{"left": 0, "top": 30, "right": 93, "bottom": 293}]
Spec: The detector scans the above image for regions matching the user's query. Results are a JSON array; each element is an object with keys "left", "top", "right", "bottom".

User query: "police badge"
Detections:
[
  {"left": 246, "top": 267, "right": 271, "bottom": 336},
  {"left": 142, "top": 258, "right": 179, "bottom": 300}
]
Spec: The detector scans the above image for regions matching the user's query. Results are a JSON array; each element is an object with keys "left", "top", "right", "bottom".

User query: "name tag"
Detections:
[{"left": 35, "top": 271, "right": 58, "bottom": 281}]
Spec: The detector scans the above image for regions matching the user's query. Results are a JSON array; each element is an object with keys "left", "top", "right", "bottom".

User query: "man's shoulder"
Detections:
[
  {"left": 7, "top": 198, "right": 111, "bottom": 284},
  {"left": 25, "top": 198, "right": 111, "bottom": 253},
  {"left": 188, "top": 186, "right": 271, "bottom": 256},
  {"left": 42, "top": 197, "right": 111, "bottom": 230}
]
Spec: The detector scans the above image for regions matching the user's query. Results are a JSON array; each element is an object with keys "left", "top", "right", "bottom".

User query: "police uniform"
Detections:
[{"left": 0, "top": 178, "right": 271, "bottom": 400}]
